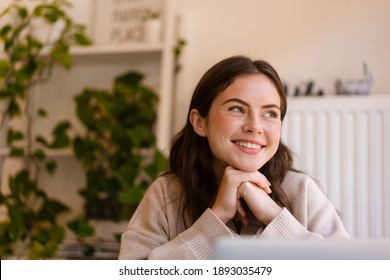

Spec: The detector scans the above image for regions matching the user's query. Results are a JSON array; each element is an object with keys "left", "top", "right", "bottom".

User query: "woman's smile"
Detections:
[{"left": 232, "top": 139, "right": 264, "bottom": 153}]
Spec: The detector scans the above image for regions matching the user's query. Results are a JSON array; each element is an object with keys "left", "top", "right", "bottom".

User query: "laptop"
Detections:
[{"left": 212, "top": 238, "right": 390, "bottom": 260}]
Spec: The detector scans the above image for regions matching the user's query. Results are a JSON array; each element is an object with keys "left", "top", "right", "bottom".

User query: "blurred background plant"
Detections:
[
  {"left": 68, "top": 70, "right": 168, "bottom": 247},
  {"left": 0, "top": 0, "right": 91, "bottom": 259}
]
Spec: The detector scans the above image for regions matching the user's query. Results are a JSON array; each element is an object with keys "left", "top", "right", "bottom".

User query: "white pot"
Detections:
[{"left": 144, "top": 18, "right": 162, "bottom": 43}]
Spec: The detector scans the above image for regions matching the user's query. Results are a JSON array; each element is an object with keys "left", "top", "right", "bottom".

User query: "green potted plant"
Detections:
[
  {"left": 143, "top": 10, "right": 161, "bottom": 43},
  {"left": 0, "top": 0, "right": 91, "bottom": 259},
  {"left": 68, "top": 70, "right": 167, "bottom": 248}
]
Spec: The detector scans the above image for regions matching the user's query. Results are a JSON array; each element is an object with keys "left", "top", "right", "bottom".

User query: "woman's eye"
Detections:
[
  {"left": 263, "top": 111, "right": 279, "bottom": 118},
  {"left": 229, "top": 106, "right": 245, "bottom": 113}
]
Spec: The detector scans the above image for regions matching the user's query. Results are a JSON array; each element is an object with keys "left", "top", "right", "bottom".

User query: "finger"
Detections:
[
  {"left": 261, "top": 183, "right": 272, "bottom": 194},
  {"left": 239, "top": 215, "right": 249, "bottom": 227},
  {"left": 237, "top": 202, "right": 249, "bottom": 227},
  {"left": 240, "top": 179, "right": 271, "bottom": 196},
  {"left": 251, "top": 173, "right": 272, "bottom": 194},
  {"left": 237, "top": 199, "right": 247, "bottom": 218}
]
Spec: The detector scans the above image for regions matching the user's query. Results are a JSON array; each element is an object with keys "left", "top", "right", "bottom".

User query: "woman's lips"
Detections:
[{"left": 232, "top": 140, "right": 265, "bottom": 154}]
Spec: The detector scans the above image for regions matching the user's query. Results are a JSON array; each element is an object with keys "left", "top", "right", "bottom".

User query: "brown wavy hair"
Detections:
[{"left": 168, "top": 55, "right": 294, "bottom": 225}]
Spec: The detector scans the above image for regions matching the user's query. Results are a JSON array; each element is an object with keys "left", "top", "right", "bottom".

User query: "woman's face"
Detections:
[{"left": 191, "top": 74, "right": 282, "bottom": 176}]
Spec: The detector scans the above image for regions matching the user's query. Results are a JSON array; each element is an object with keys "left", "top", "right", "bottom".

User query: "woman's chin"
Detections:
[{"left": 232, "top": 163, "right": 264, "bottom": 172}]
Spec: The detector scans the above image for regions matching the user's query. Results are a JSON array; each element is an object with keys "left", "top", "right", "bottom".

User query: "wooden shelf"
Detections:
[
  {"left": 70, "top": 43, "right": 164, "bottom": 56},
  {"left": 0, "top": 146, "right": 72, "bottom": 157}
]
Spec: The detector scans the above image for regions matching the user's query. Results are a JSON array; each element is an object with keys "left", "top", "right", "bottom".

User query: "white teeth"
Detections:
[{"left": 237, "top": 141, "right": 261, "bottom": 150}]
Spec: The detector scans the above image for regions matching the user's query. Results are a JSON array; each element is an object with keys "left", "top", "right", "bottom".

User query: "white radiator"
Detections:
[{"left": 282, "top": 96, "right": 390, "bottom": 239}]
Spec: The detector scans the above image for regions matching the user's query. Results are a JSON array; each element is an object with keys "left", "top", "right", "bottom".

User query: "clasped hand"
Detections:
[{"left": 211, "top": 166, "right": 282, "bottom": 226}]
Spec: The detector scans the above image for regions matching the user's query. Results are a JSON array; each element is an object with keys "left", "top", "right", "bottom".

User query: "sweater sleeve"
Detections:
[
  {"left": 257, "top": 172, "right": 350, "bottom": 240},
  {"left": 118, "top": 177, "right": 235, "bottom": 260},
  {"left": 148, "top": 209, "right": 235, "bottom": 259}
]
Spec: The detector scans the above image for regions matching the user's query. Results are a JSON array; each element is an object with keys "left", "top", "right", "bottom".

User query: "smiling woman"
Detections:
[{"left": 118, "top": 55, "right": 350, "bottom": 260}]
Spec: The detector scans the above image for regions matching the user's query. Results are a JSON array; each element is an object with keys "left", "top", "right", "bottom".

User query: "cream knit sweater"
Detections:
[{"left": 118, "top": 171, "right": 350, "bottom": 259}]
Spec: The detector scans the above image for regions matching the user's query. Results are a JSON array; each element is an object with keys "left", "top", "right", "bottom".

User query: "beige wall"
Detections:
[{"left": 172, "top": 0, "right": 390, "bottom": 131}]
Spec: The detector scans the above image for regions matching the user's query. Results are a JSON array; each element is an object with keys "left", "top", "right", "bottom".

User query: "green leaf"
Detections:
[
  {"left": 33, "top": 149, "right": 46, "bottom": 161},
  {"left": 33, "top": 4, "right": 45, "bottom": 17},
  {"left": 127, "top": 125, "right": 155, "bottom": 147},
  {"left": 18, "top": 7, "right": 28, "bottom": 19},
  {"left": 38, "top": 5, "right": 64, "bottom": 24},
  {"left": 0, "top": 60, "right": 9, "bottom": 77},
  {"left": 155, "top": 150, "right": 168, "bottom": 171},
  {"left": 9, "top": 170, "right": 36, "bottom": 197},
  {"left": 145, "top": 150, "right": 168, "bottom": 179},
  {"left": 7, "top": 128, "right": 24, "bottom": 144},
  {"left": 38, "top": 199, "right": 69, "bottom": 223},
  {"left": 8, "top": 205, "right": 25, "bottom": 240},
  {"left": 73, "top": 32, "right": 92, "bottom": 46},
  {"left": 9, "top": 147, "right": 24, "bottom": 157},
  {"left": 53, "top": 121, "right": 71, "bottom": 134},
  {"left": 67, "top": 216, "right": 95, "bottom": 238},
  {"left": 36, "top": 135, "right": 48, "bottom": 146},
  {"left": 49, "top": 121, "right": 71, "bottom": 148},
  {"left": 119, "top": 187, "right": 145, "bottom": 205},
  {"left": 7, "top": 98, "right": 21, "bottom": 118},
  {"left": 37, "top": 108, "right": 47, "bottom": 117},
  {"left": 0, "top": 6, "right": 12, "bottom": 19},
  {"left": 45, "top": 161, "right": 57, "bottom": 174},
  {"left": 4, "top": 38, "right": 13, "bottom": 51},
  {"left": 50, "top": 43, "right": 72, "bottom": 69},
  {"left": 30, "top": 225, "right": 65, "bottom": 259},
  {"left": 72, "top": 137, "right": 84, "bottom": 159},
  {"left": 115, "top": 71, "right": 143, "bottom": 87},
  {"left": 50, "top": 135, "right": 70, "bottom": 149}
]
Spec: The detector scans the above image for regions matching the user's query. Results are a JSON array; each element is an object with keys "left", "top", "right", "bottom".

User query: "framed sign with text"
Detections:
[{"left": 92, "top": 0, "right": 164, "bottom": 45}]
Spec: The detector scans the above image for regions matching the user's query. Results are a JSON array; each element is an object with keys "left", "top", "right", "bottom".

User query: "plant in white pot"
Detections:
[{"left": 143, "top": 10, "right": 162, "bottom": 43}]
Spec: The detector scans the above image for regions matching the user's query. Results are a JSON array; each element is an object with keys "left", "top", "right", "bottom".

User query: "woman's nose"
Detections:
[{"left": 242, "top": 116, "right": 264, "bottom": 133}]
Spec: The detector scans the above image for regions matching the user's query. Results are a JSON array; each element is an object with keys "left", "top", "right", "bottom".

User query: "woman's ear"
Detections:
[{"left": 189, "top": 109, "right": 207, "bottom": 137}]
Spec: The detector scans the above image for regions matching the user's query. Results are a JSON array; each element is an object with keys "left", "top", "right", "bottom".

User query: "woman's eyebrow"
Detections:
[
  {"left": 262, "top": 104, "right": 281, "bottom": 111},
  {"left": 221, "top": 98, "right": 250, "bottom": 107},
  {"left": 222, "top": 98, "right": 281, "bottom": 111}
]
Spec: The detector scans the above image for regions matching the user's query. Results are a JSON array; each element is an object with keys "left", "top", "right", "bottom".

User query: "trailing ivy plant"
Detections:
[
  {"left": 69, "top": 70, "right": 167, "bottom": 242},
  {"left": 0, "top": 0, "right": 91, "bottom": 259}
]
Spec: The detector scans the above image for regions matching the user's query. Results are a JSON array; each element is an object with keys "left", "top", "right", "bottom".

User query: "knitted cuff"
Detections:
[{"left": 180, "top": 208, "right": 235, "bottom": 259}]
